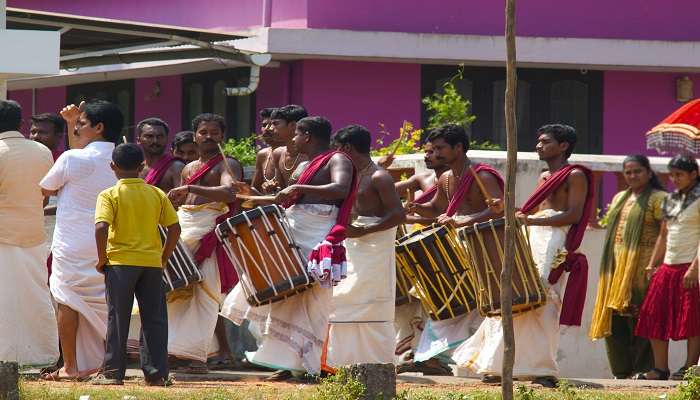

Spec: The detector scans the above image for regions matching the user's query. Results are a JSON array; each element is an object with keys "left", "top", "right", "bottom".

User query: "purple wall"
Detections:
[
  {"left": 7, "top": 90, "right": 32, "bottom": 136},
  {"left": 134, "top": 75, "right": 183, "bottom": 139},
  {"left": 12, "top": 0, "right": 700, "bottom": 40},
  {"left": 296, "top": 60, "right": 421, "bottom": 142}
]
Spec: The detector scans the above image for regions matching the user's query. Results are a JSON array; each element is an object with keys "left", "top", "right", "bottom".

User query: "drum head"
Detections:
[
  {"left": 216, "top": 204, "right": 283, "bottom": 237},
  {"left": 396, "top": 225, "right": 445, "bottom": 247}
]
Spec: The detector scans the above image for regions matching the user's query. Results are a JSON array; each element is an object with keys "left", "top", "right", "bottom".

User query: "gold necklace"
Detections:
[
  {"left": 282, "top": 150, "right": 301, "bottom": 172},
  {"left": 262, "top": 148, "right": 276, "bottom": 182},
  {"left": 444, "top": 163, "right": 468, "bottom": 200}
]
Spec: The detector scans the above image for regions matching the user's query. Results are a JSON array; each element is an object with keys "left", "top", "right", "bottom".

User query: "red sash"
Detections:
[
  {"left": 414, "top": 185, "right": 437, "bottom": 204},
  {"left": 283, "top": 150, "right": 358, "bottom": 288},
  {"left": 445, "top": 163, "right": 504, "bottom": 217},
  {"left": 184, "top": 154, "right": 239, "bottom": 293},
  {"left": 521, "top": 164, "right": 593, "bottom": 326},
  {"left": 144, "top": 153, "right": 178, "bottom": 186}
]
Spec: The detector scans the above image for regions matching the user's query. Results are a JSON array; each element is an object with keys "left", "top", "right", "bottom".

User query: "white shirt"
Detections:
[
  {"left": 40, "top": 141, "right": 116, "bottom": 258},
  {"left": 664, "top": 196, "right": 700, "bottom": 265}
]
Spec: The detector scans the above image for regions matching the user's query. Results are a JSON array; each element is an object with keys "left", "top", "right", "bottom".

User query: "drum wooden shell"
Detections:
[
  {"left": 216, "top": 205, "right": 312, "bottom": 306},
  {"left": 395, "top": 225, "right": 477, "bottom": 320},
  {"left": 457, "top": 218, "right": 546, "bottom": 317}
]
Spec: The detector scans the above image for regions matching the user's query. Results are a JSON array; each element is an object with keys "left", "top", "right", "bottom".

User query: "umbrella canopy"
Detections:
[{"left": 646, "top": 99, "right": 700, "bottom": 155}]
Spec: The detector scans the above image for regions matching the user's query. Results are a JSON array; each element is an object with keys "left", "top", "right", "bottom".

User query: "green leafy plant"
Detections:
[
  {"left": 422, "top": 65, "right": 476, "bottom": 130},
  {"left": 312, "top": 368, "right": 366, "bottom": 400},
  {"left": 674, "top": 368, "right": 700, "bottom": 400},
  {"left": 370, "top": 121, "right": 424, "bottom": 157},
  {"left": 221, "top": 135, "right": 257, "bottom": 166}
]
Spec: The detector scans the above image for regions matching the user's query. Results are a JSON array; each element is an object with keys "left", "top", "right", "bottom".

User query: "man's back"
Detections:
[{"left": 0, "top": 131, "right": 53, "bottom": 247}]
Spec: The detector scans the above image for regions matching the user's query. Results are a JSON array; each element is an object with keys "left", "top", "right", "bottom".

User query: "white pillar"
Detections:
[{"left": 0, "top": 0, "right": 7, "bottom": 100}]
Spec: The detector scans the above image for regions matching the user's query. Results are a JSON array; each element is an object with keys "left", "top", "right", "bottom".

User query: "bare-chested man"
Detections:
[
  {"left": 137, "top": 118, "right": 185, "bottom": 192},
  {"left": 406, "top": 124, "right": 503, "bottom": 371},
  {"left": 322, "top": 124, "right": 404, "bottom": 367},
  {"left": 263, "top": 105, "right": 309, "bottom": 193},
  {"left": 165, "top": 113, "right": 242, "bottom": 374},
  {"left": 396, "top": 140, "right": 449, "bottom": 225},
  {"left": 453, "top": 124, "right": 591, "bottom": 388},
  {"left": 250, "top": 107, "right": 280, "bottom": 193},
  {"left": 220, "top": 116, "right": 356, "bottom": 381}
]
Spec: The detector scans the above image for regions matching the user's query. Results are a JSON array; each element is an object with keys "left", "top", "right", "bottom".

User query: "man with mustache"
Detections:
[
  {"left": 264, "top": 105, "right": 309, "bottom": 193},
  {"left": 406, "top": 124, "right": 503, "bottom": 374},
  {"left": 166, "top": 113, "right": 242, "bottom": 374},
  {"left": 251, "top": 108, "right": 281, "bottom": 193},
  {"left": 137, "top": 118, "right": 185, "bottom": 193}
]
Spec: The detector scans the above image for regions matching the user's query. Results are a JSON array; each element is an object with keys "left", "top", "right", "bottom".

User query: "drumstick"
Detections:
[
  {"left": 236, "top": 194, "right": 276, "bottom": 202},
  {"left": 468, "top": 165, "right": 494, "bottom": 203},
  {"left": 388, "top": 120, "right": 410, "bottom": 158},
  {"left": 122, "top": 136, "right": 128, "bottom": 144}
]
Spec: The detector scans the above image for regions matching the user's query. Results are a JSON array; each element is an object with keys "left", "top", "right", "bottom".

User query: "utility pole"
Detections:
[{"left": 501, "top": 0, "right": 517, "bottom": 398}]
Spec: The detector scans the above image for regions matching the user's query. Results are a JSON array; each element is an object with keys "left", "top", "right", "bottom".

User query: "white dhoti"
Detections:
[
  {"left": 326, "top": 217, "right": 397, "bottom": 367},
  {"left": 414, "top": 311, "right": 482, "bottom": 363},
  {"left": 0, "top": 243, "right": 59, "bottom": 367},
  {"left": 452, "top": 209, "right": 569, "bottom": 378},
  {"left": 50, "top": 248, "right": 107, "bottom": 374},
  {"left": 221, "top": 204, "right": 337, "bottom": 374},
  {"left": 166, "top": 203, "right": 224, "bottom": 362},
  {"left": 394, "top": 301, "right": 425, "bottom": 364}
]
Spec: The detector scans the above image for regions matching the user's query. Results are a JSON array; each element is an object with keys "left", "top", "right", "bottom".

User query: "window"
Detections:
[
  {"left": 182, "top": 68, "right": 255, "bottom": 139},
  {"left": 66, "top": 80, "right": 134, "bottom": 141},
  {"left": 422, "top": 66, "right": 603, "bottom": 153}
]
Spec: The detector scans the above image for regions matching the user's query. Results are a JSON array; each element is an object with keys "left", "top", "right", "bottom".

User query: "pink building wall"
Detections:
[
  {"left": 294, "top": 60, "right": 421, "bottom": 139},
  {"left": 134, "top": 75, "right": 183, "bottom": 138},
  {"left": 10, "top": 0, "right": 700, "bottom": 40}
]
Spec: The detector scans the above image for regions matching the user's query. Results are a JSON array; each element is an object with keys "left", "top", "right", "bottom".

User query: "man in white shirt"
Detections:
[
  {"left": 40, "top": 100, "right": 122, "bottom": 379},
  {"left": 0, "top": 100, "right": 59, "bottom": 368}
]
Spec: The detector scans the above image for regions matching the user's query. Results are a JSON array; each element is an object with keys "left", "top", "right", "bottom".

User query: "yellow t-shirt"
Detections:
[{"left": 95, "top": 178, "right": 179, "bottom": 267}]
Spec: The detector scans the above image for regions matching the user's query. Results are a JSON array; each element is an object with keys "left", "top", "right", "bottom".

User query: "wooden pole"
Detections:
[{"left": 501, "top": 0, "right": 517, "bottom": 398}]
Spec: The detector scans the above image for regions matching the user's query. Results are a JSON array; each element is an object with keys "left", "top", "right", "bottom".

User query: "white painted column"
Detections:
[{"left": 0, "top": 0, "right": 7, "bottom": 100}]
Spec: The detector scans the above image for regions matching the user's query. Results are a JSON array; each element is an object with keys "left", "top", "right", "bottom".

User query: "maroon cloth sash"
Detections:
[
  {"left": 414, "top": 185, "right": 437, "bottom": 204},
  {"left": 282, "top": 150, "right": 358, "bottom": 287},
  {"left": 520, "top": 164, "right": 593, "bottom": 326},
  {"left": 182, "top": 154, "right": 239, "bottom": 293},
  {"left": 144, "top": 153, "right": 178, "bottom": 186},
  {"left": 445, "top": 163, "right": 504, "bottom": 217}
]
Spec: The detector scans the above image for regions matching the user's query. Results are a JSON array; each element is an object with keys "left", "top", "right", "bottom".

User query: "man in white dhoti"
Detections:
[
  {"left": 166, "top": 113, "right": 242, "bottom": 373},
  {"left": 0, "top": 100, "right": 58, "bottom": 368},
  {"left": 323, "top": 125, "right": 404, "bottom": 368},
  {"left": 452, "top": 124, "right": 592, "bottom": 388},
  {"left": 406, "top": 124, "right": 503, "bottom": 372},
  {"left": 221, "top": 116, "right": 356, "bottom": 380},
  {"left": 39, "top": 100, "right": 122, "bottom": 379}
]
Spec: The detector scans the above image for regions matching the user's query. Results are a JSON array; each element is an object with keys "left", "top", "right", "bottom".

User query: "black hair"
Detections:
[
  {"left": 537, "top": 124, "right": 577, "bottom": 159},
  {"left": 297, "top": 116, "right": 332, "bottom": 144},
  {"left": 112, "top": 143, "right": 144, "bottom": 170},
  {"left": 192, "top": 113, "right": 225, "bottom": 132},
  {"left": 426, "top": 123, "right": 470, "bottom": 152},
  {"left": 172, "top": 130, "right": 194, "bottom": 151},
  {"left": 137, "top": 117, "right": 169, "bottom": 136},
  {"left": 0, "top": 100, "right": 22, "bottom": 132},
  {"left": 82, "top": 100, "right": 125, "bottom": 143},
  {"left": 668, "top": 154, "right": 700, "bottom": 183},
  {"left": 270, "top": 104, "right": 308, "bottom": 123},
  {"left": 260, "top": 107, "right": 276, "bottom": 119},
  {"left": 623, "top": 154, "right": 664, "bottom": 191},
  {"left": 333, "top": 125, "right": 371, "bottom": 154},
  {"left": 30, "top": 113, "right": 65, "bottom": 136}
]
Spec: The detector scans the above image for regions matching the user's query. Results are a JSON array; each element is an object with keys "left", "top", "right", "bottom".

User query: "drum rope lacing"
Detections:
[{"left": 160, "top": 225, "right": 202, "bottom": 291}]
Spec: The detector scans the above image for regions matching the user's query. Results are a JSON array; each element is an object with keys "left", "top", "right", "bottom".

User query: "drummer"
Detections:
[
  {"left": 323, "top": 125, "right": 404, "bottom": 369},
  {"left": 220, "top": 116, "right": 357, "bottom": 381},
  {"left": 166, "top": 113, "right": 242, "bottom": 374},
  {"left": 264, "top": 105, "right": 309, "bottom": 193},
  {"left": 250, "top": 108, "right": 280, "bottom": 193},
  {"left": 452, "top": 124, "right": 592, "bottom": 387},
  {"left": 407, "top": 123, "right": 504, "bottom": 371},
  {"left": 137, "top": 118, "right": 185, "bottom": 193}
]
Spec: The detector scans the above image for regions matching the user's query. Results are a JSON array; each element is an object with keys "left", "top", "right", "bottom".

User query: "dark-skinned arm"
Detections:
[
  {"left": 394, "top": 174, "right": 422, "bottom": 197},
  {"left": 445, "top": 172, "right": 504, "bottom": 227},
  {"left": 276, "top": 154, "right": 352, "bottom": 202},
  {"left": 355, "top": 172, "right": 406, "bottom": 236},
  {"left": 646, "top": 221, "right": 667, "bottom": 275},
  {"left": 168, "top": 159, "right": 243, "bottom": 204},
  {"left": 407, "top": 174, "right": 448, "bottom": 218},
  {"left": 161, "top": 222, "right": 181, "bottom": 266},
  {"left": 526, "top": 170, "right": 588, "bottom": 227},
  {"left": 95, "top": 222, "right": 109, "bottom": 273},
  {"left": 251, "top": 148, "right": 268, "bottom": 192}
]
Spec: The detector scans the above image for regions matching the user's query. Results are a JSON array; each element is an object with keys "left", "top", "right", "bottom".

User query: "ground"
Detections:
[{"left": 20, "top": 368, "right": 684, "bottom": 400}]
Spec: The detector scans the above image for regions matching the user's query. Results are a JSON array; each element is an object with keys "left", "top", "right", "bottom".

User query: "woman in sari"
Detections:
[{"left": 590, "top": 154, "right": 665, "bottom": 378}]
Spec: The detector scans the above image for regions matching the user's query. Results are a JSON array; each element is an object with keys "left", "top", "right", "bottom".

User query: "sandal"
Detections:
[
  {"left": 533, "top": 376, "right": 558, "bottom": 388},
  {"left": 634, "top": 368, "right": 670, "bottom": 380},
  {"left": 40, "top": 367, "right": 90, "bottom": 382},
  {"left": 481, "top": 374, "right": 501, "bottom": 384},
  {"left": 176, "top": 360, "right": 209, "bottom": 374},
  {"left": 265, "top": 369, "right": 293, "bottom": 382},
  {"left": 671, "top": 367, "right": 688, "bottom": 381}
]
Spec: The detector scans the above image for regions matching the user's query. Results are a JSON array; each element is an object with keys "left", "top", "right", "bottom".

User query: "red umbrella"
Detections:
[{"left": 646, "top": 99, "right": 700, "bottom": 155}]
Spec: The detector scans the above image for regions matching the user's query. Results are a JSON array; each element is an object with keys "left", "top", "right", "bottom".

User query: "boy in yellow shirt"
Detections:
[{"left": 92, "top": 143, "right": 180, "bottom": 386}]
